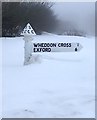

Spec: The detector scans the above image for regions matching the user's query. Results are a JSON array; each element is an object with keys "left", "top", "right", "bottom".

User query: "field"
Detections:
[{"left": 1, "top": 34, "right": 95, "bottom": 118}]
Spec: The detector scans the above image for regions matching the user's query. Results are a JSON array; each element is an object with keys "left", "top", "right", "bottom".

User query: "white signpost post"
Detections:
[
  {"left": 22, "top": 23, "right": 83, "bottom": 65},
  {"left": 22, "top": 23, "right": 37, "bottom": 65}
]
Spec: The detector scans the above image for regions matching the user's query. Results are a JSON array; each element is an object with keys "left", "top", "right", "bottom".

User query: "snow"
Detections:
[
  {"left": 0, "top": 38, "right": 2, "bottom": 119},
  {"left": 1, "top": 34, "right": 95, "bottom": 118}
]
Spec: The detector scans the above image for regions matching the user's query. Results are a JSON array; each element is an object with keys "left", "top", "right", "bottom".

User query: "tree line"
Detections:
[{"left": 2, "top": 2, "right": 58, "bottom": 37}]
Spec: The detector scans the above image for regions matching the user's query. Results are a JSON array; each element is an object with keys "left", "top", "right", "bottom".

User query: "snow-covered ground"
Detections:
[
  {"left": 1, "top": 34, "right": 95, "bottom": 118},
  {"left": 0, "top": 36, "right": 2, "bottom": 119}
]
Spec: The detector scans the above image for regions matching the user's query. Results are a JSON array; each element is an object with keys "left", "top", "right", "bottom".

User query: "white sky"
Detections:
[{"left": 52, "top": 2, "right": 95, "bottom": 35}]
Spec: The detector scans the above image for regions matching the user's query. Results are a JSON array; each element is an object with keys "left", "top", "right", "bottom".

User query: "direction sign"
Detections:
[
  {"left": 23, "top": 34, "right": 83, "bottom": 65},
  {"left": 32, "top": 42, "right": 83, "bottom": 53}
]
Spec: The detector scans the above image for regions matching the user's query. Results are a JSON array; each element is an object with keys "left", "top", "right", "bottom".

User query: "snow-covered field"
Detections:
[{"left": 1, "top": 34, "right": 95, "bottom": 118}]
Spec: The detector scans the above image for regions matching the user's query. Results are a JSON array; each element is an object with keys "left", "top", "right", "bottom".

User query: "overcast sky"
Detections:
[{"left": 52, "top": 2, "right": 95, "bottom": 35}]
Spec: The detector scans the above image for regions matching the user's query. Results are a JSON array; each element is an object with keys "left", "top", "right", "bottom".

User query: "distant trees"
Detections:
[
  {"left": 55, "top": 20, "right": 86, "bottom": 37},
  {"left": 2, "top": 2, "right": 58, "bottom": 37}
]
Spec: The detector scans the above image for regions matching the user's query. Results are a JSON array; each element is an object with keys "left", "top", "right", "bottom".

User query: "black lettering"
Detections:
[
  {"left": 69, "top": 43, "right": 71, "bottom": 47},
  {"left": 33, "top": 48, "right": 36, "bottom": 52},
  {"left": 58, "top": 43, "right": 61, "bottom": 47},
  {"left": 33, "top": 48, "right": 51, "bottom": 52},
  {"left": 33, "top": 43, "right": 38, "bottom": 47},
  {"left": 58, "top": 43, "right": 71, "bottom": 47},
  {"left": 75, "top": 48, "right": 77, "bottom": 52}
]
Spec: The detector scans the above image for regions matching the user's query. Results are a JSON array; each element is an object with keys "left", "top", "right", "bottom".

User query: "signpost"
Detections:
[
  {"left": 22, "top": 23, "right": 83, "bottom": 65},
  {"left": 32, "top": 42, "right": 83, "bottom": 53},
  {"left": 22, "top": 23, "right": 36, "bottom": 65}
]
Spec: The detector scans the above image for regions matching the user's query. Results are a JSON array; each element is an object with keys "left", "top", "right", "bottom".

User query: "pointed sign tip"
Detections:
[{"left": 78, "top": 43, "right": 83, "bottom": 51}]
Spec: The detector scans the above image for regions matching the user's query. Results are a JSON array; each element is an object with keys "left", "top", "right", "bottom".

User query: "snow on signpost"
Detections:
[
  {"left": 22, "top": 23, "right": 83, "bottom": 65},
  {"left": 22, "top": 23, "right": 37, "bottom": 65}
]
